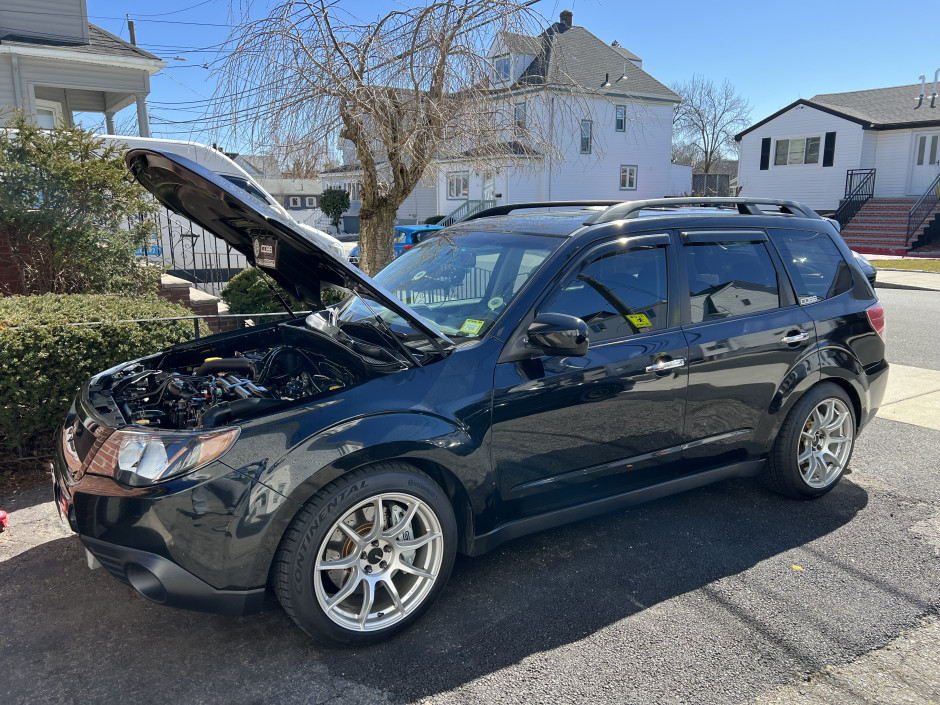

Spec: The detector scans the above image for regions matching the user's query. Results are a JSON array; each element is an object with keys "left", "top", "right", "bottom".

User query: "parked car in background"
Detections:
[
  {"left": 348, "top": 224, "right": 443, "bottom": 267},
  {"left": 54, "top": 163, "right": 888, "bottom": 647}
]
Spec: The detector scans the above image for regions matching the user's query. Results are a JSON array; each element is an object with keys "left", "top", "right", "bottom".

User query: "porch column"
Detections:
[
  {"left": 104, "top": 112, "right": 116, "bottom": 135},
  {"left": 135, "top": 94, "right": 152, "bottom": 138}
]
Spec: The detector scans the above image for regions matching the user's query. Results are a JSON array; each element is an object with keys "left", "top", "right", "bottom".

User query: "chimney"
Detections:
[{"left": 559, "top": 10, "right": 573, "bottom": 27}]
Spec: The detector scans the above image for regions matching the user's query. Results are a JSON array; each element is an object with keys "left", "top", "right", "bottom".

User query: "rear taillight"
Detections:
[
  {"left": 402, "top": 244, "right": 412, "bottom": 250},
  {"left": 866, "top": 301, "right": 886, "bottom": 339}
]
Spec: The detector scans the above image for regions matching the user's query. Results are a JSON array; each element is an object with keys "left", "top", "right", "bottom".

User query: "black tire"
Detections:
[
  {"left": 274, "top": 462, "right": 457, "bottom": 646},
  {"left": 765, "top": 383, "right": 856, "bottom": 499}
]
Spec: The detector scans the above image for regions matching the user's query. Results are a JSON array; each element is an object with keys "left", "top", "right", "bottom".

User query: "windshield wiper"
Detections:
[{"left": 355, "top": 296, "right": 421, "bottom": 367}]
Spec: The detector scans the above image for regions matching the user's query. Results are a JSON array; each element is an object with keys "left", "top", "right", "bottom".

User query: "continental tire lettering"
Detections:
[
  {"left": 407, "top": 479, "right": 434, "bottom": 496},
  {"left": 294, "top": 480, "right": 368, "bottom": 592}
]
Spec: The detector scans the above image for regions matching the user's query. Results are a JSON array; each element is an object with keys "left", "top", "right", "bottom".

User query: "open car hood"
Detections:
[{"left": 126, "top": 148, "right": 451, "bottom": 349}]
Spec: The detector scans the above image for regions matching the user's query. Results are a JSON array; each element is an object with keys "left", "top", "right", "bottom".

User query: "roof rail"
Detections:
[
  {"left": 583, "top": 197, "right": 821, "bottom": 225},
  {"left": 459, "top": 201, "right": 622, "bottom": 223}
]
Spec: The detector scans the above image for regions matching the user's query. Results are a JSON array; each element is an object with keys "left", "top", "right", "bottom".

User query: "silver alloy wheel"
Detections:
[
  {"left": 313, "top": 492, "right": 444, "bottom": 632},
  {"left": 798, "top": 398, "right": 854, "bottom": 489}
]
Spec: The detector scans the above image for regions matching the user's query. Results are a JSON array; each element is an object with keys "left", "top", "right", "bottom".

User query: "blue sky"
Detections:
[{"left": 87, "top": 0, "right": 937, "bottom": 152}]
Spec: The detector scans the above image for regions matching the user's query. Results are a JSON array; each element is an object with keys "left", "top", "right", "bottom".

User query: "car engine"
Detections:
[{"left": 110, "top": 346, "right": 354, "bottom": 430}]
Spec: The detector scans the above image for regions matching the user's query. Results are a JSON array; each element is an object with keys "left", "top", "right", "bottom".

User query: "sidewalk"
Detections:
[{"left": 874, "top": 268, "right": 940, "bottom": 292}]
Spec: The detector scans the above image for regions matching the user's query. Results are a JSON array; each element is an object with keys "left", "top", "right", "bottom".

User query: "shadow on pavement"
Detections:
[{"left": 1, "top": 478, "right": 874, "bottom": 703}]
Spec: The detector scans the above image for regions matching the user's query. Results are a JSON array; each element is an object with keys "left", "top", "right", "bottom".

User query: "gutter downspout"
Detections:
[{"left": 11, "top": 53, "right": 23, "bottom": 108}]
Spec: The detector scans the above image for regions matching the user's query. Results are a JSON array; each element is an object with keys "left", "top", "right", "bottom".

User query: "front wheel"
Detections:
[
  {"left": 766, "top": 383, "right": 856, "bottom": 498},
  {"left": 274, "top": 462, "right": 457, "bottom": 646}
]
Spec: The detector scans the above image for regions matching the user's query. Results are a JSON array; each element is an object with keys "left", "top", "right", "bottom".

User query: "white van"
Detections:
[{"left": 96, "top": 135, "right": 345, "bottom": 260}]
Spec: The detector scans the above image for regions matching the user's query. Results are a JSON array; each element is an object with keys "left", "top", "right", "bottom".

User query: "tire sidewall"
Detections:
[
  {"left": 783, "top": 384, "right": 856, "bottom": 498},
  {"left": 279, "top": 467, "right": 457, "bottom": 646}
]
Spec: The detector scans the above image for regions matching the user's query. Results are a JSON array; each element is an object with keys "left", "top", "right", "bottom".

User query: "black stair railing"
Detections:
[
  {"left": 833, "top": 168, "right": 876, "bottom": 229},
  {"left": 907, "top": 171, "right": 940, "bottom": 244}
]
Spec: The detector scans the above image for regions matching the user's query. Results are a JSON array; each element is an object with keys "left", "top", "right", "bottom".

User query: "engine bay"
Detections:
[{"left": 109, "top": 344, "right": 360, "bottom": 430}]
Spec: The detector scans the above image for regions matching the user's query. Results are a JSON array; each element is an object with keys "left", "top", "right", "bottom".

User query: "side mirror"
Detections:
[{"left": 527, "top": 313, "right": 589, "bottom": 357}]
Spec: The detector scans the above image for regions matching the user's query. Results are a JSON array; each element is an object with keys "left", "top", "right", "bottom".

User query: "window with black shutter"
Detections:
[
  {"left": 823, "top": 132, "right": 836, "bottom": 167},
  {"left": 760, "top": 137, "right": 771, "bottom": 170}
]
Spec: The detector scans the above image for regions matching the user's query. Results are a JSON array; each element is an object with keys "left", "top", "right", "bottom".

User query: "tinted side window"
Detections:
[
  {"left": 540, "top": 246, "right": 668, "bottom": 343},
  {"left": 770, "top": 229, "right": 853, "bottom": 301},
  {"left": 686, "top": 242, "right": 779, "bottom": 323}
]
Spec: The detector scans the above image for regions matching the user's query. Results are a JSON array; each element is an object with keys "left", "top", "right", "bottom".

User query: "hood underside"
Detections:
[{"left": 126, "top": 148, "right": 449, "bottom": 345}]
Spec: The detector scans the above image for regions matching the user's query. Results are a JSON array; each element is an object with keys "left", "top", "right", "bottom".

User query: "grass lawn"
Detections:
[{"left": 868, "top": 259, "right": 940, "bottom": 272}]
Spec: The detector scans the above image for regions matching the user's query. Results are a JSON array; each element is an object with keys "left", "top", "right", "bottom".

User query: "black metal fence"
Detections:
[
  {"left": 691, "top": 173, "right": 731, "bottom": 198},
  {"left": 907, "top": 171, "right": 940, "bottom": 244},
  {"left": 132, "top": 204, "right": 249, "bottom": 297},
  {"left": 833, "top": 169, "right": 876, "bottom": 229}
]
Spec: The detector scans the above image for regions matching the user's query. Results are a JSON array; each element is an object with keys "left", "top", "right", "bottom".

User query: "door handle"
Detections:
[
  {"left": 646, "top": 358, "right": 686, "bottom": 373},
  {"left": 780, "top": 332, "right": 810, "bottom": 344}
]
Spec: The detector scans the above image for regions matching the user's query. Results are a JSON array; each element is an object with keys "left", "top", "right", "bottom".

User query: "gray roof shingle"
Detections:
[
  {"left": 810, "top": 84, "right": 938, "bottom": 127},
  {"left": 0, "top": 23, "right": 161, "bottom": 62},
  {"left": 737, "top": 83, "right": 940, "bottom": 139},
  {"left": 507, "top": 24, "right": 678, "bottom": 101}
]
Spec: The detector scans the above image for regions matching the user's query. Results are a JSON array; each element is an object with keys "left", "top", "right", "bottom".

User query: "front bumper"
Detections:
[
  {"left": 81, "top": 536, "right": 265, "bottom": 616},
  {"left": 53, "top": 414, "right": 279, "bottom": 617}
]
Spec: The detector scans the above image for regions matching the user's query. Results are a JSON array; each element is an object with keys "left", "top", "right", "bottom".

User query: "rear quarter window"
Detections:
[{"left": 770, "top": 229, "right": 853, "bottom": 302}]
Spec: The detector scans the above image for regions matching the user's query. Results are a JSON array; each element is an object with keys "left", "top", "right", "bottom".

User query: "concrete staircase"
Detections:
[{"left": 840, "top": 198, "right": 940, "bottom": 255}]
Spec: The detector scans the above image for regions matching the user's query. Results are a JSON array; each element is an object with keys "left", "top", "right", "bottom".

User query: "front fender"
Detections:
[{"left": 239, "top": 411, "right": 491, "bottom": 586}]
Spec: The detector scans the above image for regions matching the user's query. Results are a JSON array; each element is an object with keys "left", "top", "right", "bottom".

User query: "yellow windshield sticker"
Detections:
[
  {"left": 626, "top": 313, "right": 652, "bottom": 329},
  {"left": 459, "top": 319, "right": 485, "bottom": 335}
]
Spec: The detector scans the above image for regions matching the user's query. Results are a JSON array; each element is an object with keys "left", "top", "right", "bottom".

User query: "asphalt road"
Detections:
[{"left": 1, "top": 287, "right": 938, "bottom": 705}]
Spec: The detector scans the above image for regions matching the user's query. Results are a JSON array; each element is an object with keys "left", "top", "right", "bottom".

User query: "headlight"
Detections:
[{"left": 98, "top": 428, "right": 239, "bottom": 486}]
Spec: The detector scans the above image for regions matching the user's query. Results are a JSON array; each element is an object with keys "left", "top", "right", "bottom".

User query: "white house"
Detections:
[
  {"left": 736, "top": 80, "right": 940, "bottom": 253},
  {"left": 323, "top": 10, "right": 686, "bottom": 231},
  {"left": 0, "top": 0, "right": 165, "bottom": 135},
  {"left": 435, "top": 10, "right": 683, "bottom": 222}
]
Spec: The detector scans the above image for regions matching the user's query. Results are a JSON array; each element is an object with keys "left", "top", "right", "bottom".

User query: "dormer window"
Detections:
[{"left": 493, "top": 54, "right": 512, "bottom": 83}]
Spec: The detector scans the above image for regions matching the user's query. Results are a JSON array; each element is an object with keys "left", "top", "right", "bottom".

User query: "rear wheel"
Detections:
[
  {"left": 766, "top": 383, "right": 855, "bottom": 498},
  {"left": 274, "top": 462, "right": 457, "bottom": 646}
]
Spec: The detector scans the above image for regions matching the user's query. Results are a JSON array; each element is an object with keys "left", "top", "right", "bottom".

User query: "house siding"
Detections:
[
  {"left": 0, "top": 0, "right": 88, "bottom": 44},
  {"left": 871, "top": 129, "right": 927, "bottom": 197},
  {"left": 737, "top": 104, "right": 863, "bottom": 210},
  {"left": 0, "top": 54, "right": 15, "bottom": 109}
]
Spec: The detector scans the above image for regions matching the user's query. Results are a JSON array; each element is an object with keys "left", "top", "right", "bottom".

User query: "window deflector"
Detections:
[{"left": 681, "top": 229, "right": 767, "bottom": 244}]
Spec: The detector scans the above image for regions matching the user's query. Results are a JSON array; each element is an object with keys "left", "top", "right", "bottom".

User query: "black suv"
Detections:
[{"left": 53, "top": 150, "right": 888, "bottom": 646}]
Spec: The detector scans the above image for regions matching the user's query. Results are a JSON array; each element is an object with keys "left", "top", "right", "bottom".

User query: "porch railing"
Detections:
[
  {"left": 440, "top": 198, "right": 497, "bottom": 227},
  {"left": 907, "top": 171, "right": 940, "bottom": 244},
  {"left": 833, "top": 169, "right": 876, "bottom": 229}
]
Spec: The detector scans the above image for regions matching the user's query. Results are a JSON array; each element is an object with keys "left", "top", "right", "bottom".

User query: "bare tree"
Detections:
[
  {"left": 217, "top": 0, "right": 574, "bottom": 275},
  {"left": 670, "top": 75, "right": 751, "bottom": 175}
]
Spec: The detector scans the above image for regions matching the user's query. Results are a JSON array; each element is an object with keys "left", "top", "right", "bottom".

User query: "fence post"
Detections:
[{"left": 193, "top": 318, "right": 200, "bottom": 339}]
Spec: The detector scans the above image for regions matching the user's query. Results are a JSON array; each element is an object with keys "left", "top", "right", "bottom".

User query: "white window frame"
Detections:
[
  {"left": 774, "top": 136, "right": 821, "bottom": 166},
  {"left": 580, "top": 120, "right": 593, "bottom": 155},
  {"left": 615, "top": 105, "right": 626, "bottom": 132},
  {"left": 492, "top": 54, "right": 512, "bottom": 83},
  {"left": 305, "top": 196, "right": 316, "bottom": 208},
  {"left": 34, "top": 99, "right": 64, "bottom": 129},
  {"left": 619, "top": 165, "right": 637, "bottom": 190},
  {"left": 447, "top": 171, "right": 469, "bottom": 200},
  {"left": 288, "top": 196, "right": 301, "bottom": 208}
]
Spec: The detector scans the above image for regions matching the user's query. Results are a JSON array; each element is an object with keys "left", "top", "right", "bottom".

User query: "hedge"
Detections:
[{"left": 0, "top": 294, "right": 196, "bottom": 455}]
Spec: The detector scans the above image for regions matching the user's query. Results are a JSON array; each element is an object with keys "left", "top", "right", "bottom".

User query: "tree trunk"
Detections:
[{"left": 357, "top": 202, "right": 398, "bottom": 277}]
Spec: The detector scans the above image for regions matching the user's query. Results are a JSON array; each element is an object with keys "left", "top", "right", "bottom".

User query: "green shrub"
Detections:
[
  {"left": 220, "top": 268, "right": 304, "bottom": 314},
  {"left": 423, "top": 215, "right": 445, "bottom": 225},
  {"left": 0, "top": 111, "right": 160, "bottom": 296},
  {"left": 320, "top": 188, "right": 351, "bottom": 228},
  {"left": 221, "top": 268, "right": 349, "bottom": 313},
  {"left": 0, "top": 294, "right": 196, "bottom": 455}
]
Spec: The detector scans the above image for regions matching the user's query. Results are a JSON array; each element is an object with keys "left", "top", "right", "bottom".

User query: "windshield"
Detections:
[{"left": 336, "top": 230, "right": 560, "bottom": 341}]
